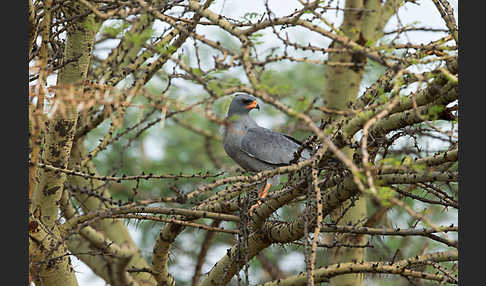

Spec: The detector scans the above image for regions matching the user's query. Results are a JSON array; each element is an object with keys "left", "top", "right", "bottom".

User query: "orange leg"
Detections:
[{"left": 249, "top": 183, "right": 271, "bottom": 216}]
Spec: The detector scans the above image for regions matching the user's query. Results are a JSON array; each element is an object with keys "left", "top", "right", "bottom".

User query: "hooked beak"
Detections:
[{"left": 246, "top": 100, "right": 260, "bottom": 110}]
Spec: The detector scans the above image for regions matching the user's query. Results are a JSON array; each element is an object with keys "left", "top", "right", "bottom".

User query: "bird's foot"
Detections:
[
  {"left": 248, "top": 183, "right": 271, "bottom": 224},
  {"left": 249, "top": 200, "right": 262, "bottom": 217}
]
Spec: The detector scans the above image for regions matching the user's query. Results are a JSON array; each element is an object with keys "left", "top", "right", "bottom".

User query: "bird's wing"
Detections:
[{"left": 240, "top": 127, "right": 308, "bottom": 165}]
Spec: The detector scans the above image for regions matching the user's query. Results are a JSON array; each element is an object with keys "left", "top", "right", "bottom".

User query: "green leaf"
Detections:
[
  {"left": 324, "top": 127, "right": 334, "bottom": 136},
  {"left": 82, "top": 16, "right": 102, "bottom": 32},
  {"left": 379, "top": 157, "right": 401, "bottom": 166},
  {"left": 101, "top": 21, "right": 130, "bottom": 37},
  {"left": 365, "top": 39, "right": 376, "bottom": 47},
  {"left": 126, "top": 28, "right": 155, "bottom": 47},
  {"left": 192, "top": 68, "right": 203, "bottom": 76},
  {"left": 242, "top": 12, "right": 260, "bottom": 21},
  {"left": 428, "top": 105, "right": 445, "bottom": 120},
  {"left": 377, "top": 186, "right": 394, "bottom": 206},
  {"left": 358, "top": 110, "right": 374, "bottom": 120}
]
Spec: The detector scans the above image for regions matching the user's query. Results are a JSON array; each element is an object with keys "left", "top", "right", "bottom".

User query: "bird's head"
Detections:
[{"left": 227, "top": 94, "right": 260, "bottom": 117}]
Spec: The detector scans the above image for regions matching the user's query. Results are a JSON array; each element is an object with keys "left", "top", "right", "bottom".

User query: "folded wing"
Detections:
[{"left": 240, "top": 127, "right": 309, "bottom": 166}]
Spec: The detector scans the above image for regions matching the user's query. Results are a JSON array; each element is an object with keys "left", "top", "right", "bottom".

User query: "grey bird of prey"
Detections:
[{"left": 222, "top": 93, "right": 310, "bottom": 215}]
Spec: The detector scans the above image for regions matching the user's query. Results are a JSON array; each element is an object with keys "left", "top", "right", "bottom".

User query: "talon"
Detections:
[
  {"left": 249, "top": 183, "right": 271, "bottom": 217},
  {"left": 249, "top": 200, "right": 262, "bottom": 216}
]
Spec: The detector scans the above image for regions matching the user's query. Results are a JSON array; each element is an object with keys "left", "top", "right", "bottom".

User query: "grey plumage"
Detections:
[
  {"left": 222, "top": 93, "right": 312, "bottom": 214},
  {"left": 222, "top": 93, "right": 310, "bottom": 174}
]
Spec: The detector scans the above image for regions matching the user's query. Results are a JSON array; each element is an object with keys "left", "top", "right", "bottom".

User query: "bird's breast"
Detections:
[{"left": 223, "top": 125, "right": 245, "bottom": 156}]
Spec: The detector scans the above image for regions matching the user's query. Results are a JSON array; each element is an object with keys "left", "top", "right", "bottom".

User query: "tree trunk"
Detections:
[
  {"left": 323, "top": 0, "right": 403, "bottom": 285},
  {"left": 29, "top": 2, "right": 97, "bottom": 285},
  {"left": 322, "top": 0, "right": 385, "bottom": 285}
]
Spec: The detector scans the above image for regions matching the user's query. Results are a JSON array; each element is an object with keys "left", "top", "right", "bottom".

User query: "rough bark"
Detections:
[
  {"left": 323, "top": 2, "right": 367, "bottom": 286},
  {"left": 322, "top": 1, "right": 401, "bottom": 285},
  {"left": 66, "top": 143, "right": 157, "bottom": 285},
  {"left": 29, "top": 2, "right": 97, "bottom": 285}
]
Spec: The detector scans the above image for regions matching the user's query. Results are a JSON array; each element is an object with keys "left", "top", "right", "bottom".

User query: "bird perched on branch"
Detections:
[{"left": 222, "top": 93, "right": 310, "bottom": 216}]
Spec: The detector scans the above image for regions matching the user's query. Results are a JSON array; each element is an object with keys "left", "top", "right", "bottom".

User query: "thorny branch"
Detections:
[{"left": 29, "top": 0, "right": 458, "bottom": 285}]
